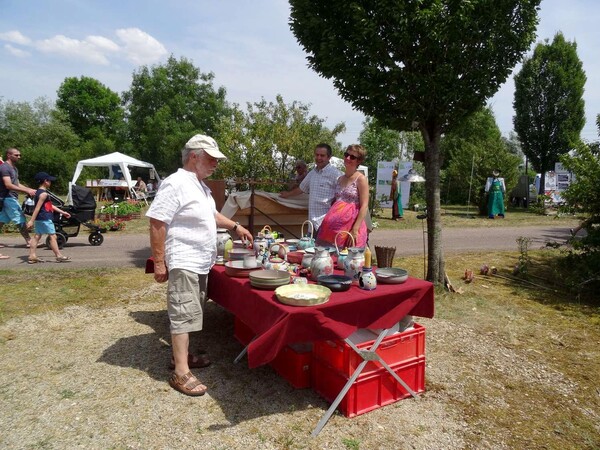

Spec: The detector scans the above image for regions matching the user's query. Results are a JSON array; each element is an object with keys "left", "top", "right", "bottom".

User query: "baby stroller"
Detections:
[{"left": 23, "top": 185, "right": 104, "bottom": 249}]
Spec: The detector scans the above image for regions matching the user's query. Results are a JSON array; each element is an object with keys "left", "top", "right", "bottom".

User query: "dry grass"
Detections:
[{"left": 0, "top": 251, "right": 599, "bottom": 449}]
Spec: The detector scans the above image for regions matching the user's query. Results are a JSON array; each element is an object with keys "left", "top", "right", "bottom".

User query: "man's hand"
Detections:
[
  {"left": 234, "top": 224, "right": 253, "bottom": 246},
  {"left": 154, "top": 261, "right": 168, "bottom": 283}
]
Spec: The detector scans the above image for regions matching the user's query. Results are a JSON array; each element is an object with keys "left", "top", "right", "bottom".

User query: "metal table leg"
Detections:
[{"left": 233, "top": 337, "right": 255, "bottom": 364}]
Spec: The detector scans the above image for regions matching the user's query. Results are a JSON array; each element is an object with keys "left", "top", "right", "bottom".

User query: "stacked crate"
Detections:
[
  {"left": 233, "top": 316, "right": 427, "bottom": 406},
  {"left": 234, "top": 317, "right": 312, "bottom": 389},
  {"left": 311, "top": 323, "right": 426, "bottom": 417}
]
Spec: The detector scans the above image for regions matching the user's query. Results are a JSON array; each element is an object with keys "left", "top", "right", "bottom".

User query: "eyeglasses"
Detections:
[{"left": 343, "top": 152, "right": 357, "bottom": 160}]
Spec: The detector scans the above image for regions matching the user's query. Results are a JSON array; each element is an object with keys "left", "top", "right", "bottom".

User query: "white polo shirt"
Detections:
[
  {"left": 299, "top": 163, "right": 342, "bottom": 229},
  {"left": 146, "top": 168, "right": 217, "bottom": 274}
]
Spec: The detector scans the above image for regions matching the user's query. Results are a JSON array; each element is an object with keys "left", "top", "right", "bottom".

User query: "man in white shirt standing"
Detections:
[
  {"left": 280, "top": 143, "right": 342, "bottom": 233},
  {"left": 147, "top": 134, "right": 253, "bottom": 397}
]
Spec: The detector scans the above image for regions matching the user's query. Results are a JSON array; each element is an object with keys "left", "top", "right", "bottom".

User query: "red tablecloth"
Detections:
[{"left": 208, "top": 266, "right": 434, "bottom": 368}]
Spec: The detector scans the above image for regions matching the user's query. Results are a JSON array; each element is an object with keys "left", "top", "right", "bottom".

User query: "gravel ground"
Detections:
[{"left": 0, "top": 284, "right": 594, "bottom": 449}]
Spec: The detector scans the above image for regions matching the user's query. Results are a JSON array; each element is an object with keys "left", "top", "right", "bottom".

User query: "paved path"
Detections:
[{"left": 0, "top": 224, "right": 575, "bottom": 270}]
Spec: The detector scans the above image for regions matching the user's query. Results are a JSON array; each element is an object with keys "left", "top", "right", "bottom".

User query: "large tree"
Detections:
[
  {"left": 289, "top": 0, "right": 540, "bottom": 284},
  {"left": 56, "top": 76, "right": 124, "bottom": 140},
  {"left": 560, "top": 114, "right": 600, "bottom": 252},
  {"left": 513, "top": 32, "right": 586, "bottom": 196},
  {"left": 122, "top": 55, "right": 231, "bottom": 174},
  {"left": 0, "top": 98, "right": 80, "bottom": 191},
  {"left": 215, "top": 95, "right": 344, "bottom": 189},
  {"left": 441, "top": 106, "right": 521, "bottom": 208}
]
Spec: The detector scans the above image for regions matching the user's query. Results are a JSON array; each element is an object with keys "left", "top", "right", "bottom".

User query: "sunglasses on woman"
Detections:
[{"left": 343, "top": 152, "right": 357, "bottom": 160}]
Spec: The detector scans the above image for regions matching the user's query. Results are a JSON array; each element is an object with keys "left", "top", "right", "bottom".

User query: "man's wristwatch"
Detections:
[{"left": 232, "top": 221, "right": 240, "bottom": 232}]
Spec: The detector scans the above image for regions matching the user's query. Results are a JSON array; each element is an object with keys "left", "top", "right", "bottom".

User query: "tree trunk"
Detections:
[{"left": 421, "top": 121, "right": 445, "bottom": 285}]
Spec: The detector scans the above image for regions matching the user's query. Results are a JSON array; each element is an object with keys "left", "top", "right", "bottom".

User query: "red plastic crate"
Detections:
[
  {"left": 312, "top": 323, "right": 425, "bottom": 377},
  {"left": 270, "top": 343, "right": 313, "bottom": 389},
  {"left": 233, "top": 316, "right": 255, "bottom": 346},
  {"left": 311, "top": 356, "right": 426, "bottom": 418},
  {"left": 234, "top": 317, "right": 312, "bottom": 389}
]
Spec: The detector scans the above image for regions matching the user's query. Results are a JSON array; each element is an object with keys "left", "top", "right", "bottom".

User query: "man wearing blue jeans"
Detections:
[{"left": 0, "top": 148, "right": 36, "bottom": 253}]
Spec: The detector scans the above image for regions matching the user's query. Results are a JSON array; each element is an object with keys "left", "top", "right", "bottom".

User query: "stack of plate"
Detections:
[
  {"left": 249, "top": 269, "right": 290, "bottom": 290},
  {"left": 224, "top": 260, "right": 261, "bottom": 278},
  {"left": 275, "top": 284, "right": 332, "bottom": 306},
  {"left": 228, "top": 248, "right": 254, "bottom": 261}
]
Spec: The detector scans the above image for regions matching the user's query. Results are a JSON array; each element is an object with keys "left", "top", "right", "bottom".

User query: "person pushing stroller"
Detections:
[{"left": 26, "top": 172, "right": 72, "bottom": 264}]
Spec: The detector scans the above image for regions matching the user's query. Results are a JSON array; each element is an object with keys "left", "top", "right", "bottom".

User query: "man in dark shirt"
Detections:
[{"left": 0, "top": 148, "right": 36, "bottom": 248}]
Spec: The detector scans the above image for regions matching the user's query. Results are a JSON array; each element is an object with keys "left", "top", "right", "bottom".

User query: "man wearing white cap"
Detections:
[{"left": 147, "top": 134, "right": 253, "bottom": 396}]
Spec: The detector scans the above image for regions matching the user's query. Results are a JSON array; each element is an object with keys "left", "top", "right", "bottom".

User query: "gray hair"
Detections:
[{"left": 182, "top": 147, "right": 202, "bottom": 165}]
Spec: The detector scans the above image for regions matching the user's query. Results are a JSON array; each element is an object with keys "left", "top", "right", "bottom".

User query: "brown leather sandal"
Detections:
[
  {"left": 168, "top": 353, "right": 211, "bottom": 370},
  {"left": 168, "top": 371, "right": 207, "bottom": 396}
]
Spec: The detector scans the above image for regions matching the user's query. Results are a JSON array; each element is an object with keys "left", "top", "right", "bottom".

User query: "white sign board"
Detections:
[{"left": 376, "top": 161, "right": 413, "bottom": 208}]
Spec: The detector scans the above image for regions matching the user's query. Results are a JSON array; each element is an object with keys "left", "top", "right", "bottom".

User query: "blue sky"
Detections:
[{"left": 1, "top": 0, "right": 598, "bottom": 145}]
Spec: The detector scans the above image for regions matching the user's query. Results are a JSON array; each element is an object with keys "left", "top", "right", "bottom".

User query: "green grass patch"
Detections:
[{"left": 0, "top": 268, "right": 162, "bottom": 326}]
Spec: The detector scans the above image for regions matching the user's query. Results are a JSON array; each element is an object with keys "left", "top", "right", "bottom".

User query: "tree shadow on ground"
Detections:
[
  {"left": 96, "top": 301, "right": 324, "bottom": 427},
  {"left": 127, "top": 245, "right": 152, "bottom": 269}
]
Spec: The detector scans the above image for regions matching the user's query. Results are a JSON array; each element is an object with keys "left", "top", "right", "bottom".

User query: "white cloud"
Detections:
[
  {"left": 4, "top": 44, "right": 30, "bottom": 58},
  {"left": 87, "top": 35, "right": 120, "bottom": 53},
  {"left": 0, "top": 30, "right": 31, "bottom": 45},
  {"left": 24, "top": 29, "right": 165, "bottom": 67},
  {"left": 115, "top": 28, "right": 167, "bottom": 65},
  {"left": 35, "top": 34, "right": 118, "bottom": 65}
]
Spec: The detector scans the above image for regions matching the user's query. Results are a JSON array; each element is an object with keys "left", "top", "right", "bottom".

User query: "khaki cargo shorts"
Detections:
[{"left": 167, "top": 268, "right": 208, "bottom": 334}]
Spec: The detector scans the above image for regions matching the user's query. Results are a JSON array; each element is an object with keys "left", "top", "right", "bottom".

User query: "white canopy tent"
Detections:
[{"left": 68, "top": 152, "right": 160, "bottom": 203}]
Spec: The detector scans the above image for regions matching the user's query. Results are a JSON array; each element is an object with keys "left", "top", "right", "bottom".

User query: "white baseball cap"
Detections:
[{"left": 185, "top": 134, "right": 227, "bottom": 160}]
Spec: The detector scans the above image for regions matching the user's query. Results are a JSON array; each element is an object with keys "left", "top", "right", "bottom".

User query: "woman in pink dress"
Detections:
[{"left": 316, "top": 144, "right": 369, "bottom": 248}]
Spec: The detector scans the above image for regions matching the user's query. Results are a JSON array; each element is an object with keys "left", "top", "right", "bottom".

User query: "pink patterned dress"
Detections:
[{"left": 316, "top": 178, "right": 367, "bottom": 248}]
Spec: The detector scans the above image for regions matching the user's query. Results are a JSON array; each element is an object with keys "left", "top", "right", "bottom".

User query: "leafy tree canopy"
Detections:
[
  {"left": 290, "top": 0, "right": 540, "bottom": 134},
  {"left": 513, "top": 32, "right": 586, "bottom": 194},
  {"left": 56, "top": 76, "right": 124, "bottom": 140},
  {"left": 214, "top": 95, "right": 344, "bottom": 191},
  {"left": 558, "top": 116, "right": 600, "bottom": 293},
  {"left": 0, "top": 97, "right": 81, "bottom": 192},
  {"left": 122, "top": 55, "right": 231, "bottom": 175}
]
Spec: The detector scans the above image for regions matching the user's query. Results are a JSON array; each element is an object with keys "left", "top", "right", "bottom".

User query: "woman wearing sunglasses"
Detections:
[{"left": 316, "top": 144, "right": 369, "bottom": 248}]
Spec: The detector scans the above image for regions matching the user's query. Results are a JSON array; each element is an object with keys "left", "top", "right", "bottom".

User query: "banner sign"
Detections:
[{"left": 376, "top": 161, "right": 413, "bottom": 208}]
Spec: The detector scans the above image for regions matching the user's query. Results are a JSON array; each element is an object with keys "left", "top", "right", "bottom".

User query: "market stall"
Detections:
[
  {"left": 207, "top": 264, "right": 434, "bottom": 435},
  {"left": 68, "top": 152, "right": 160, "bottom": 204},
  {"left": 221, "top": 190, "right": 309, "bottom": 238}
]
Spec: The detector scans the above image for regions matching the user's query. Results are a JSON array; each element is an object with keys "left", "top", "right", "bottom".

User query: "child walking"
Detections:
[{"left": 26, "top": 172, "right": 71, "bottom": 264}]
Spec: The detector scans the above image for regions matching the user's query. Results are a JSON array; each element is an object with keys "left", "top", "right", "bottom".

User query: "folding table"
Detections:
[{"left": 207, "top": 265, "right": 435, "bottom": 435}]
